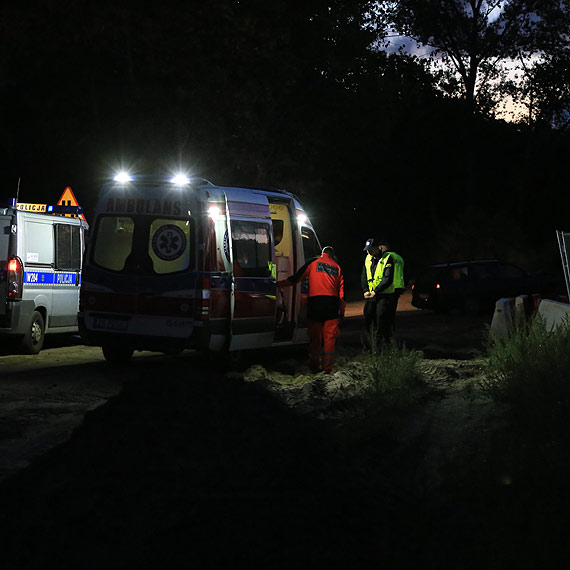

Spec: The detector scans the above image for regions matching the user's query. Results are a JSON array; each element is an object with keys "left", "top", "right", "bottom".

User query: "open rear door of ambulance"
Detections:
[{"left": 225, "top": 189, "right": 277, "bottom": 351}]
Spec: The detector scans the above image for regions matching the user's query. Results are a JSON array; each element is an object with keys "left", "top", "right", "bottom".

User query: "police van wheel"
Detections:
[
  {"left": 21, "top": 311, "right": 45, "bottom": 355},
  {"left": 102, "top": 345, "right": 134, "bottom": 364}
]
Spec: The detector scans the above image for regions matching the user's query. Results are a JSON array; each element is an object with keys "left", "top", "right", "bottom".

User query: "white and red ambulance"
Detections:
[{"left": 78, "top": 174, "right": 321, "bottom": 362}]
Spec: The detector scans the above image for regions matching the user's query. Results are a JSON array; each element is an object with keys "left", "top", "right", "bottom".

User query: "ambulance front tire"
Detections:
[
  {"left": 20, "top": 311, "right": 45, "bottom": 355},
  {"left": 102, "top": 345, "right": 134, "bottom": 364}
]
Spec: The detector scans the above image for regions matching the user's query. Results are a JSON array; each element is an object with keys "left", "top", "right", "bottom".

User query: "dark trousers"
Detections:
[{"left": 364, "top": 294, "right": 399, "bottom": 345}]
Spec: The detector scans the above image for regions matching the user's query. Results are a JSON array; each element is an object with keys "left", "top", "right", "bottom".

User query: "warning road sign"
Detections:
[{"left": 57, "top": 187, "right": 86, "bottom": 221}]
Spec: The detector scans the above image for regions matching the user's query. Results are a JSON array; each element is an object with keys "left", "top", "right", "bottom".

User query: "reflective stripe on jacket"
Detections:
[{"left": 365, "top": 251, "right": 405, "bottom": 294}]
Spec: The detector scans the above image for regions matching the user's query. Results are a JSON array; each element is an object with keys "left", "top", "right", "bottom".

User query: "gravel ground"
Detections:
[{"left": 0, "top": 297, "right": 566, "bottom": 569}]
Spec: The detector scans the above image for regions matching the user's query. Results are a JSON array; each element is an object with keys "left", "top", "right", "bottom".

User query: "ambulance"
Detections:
[
  {"left": 0, "top": 202, "right": 88, "bottom": 353},
  {"left": 78, "top": 174, "right": 322, "bottom": 362}
]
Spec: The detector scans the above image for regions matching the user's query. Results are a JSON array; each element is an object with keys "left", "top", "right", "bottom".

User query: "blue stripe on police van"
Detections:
[{"left": 24, "top": 271, "right": 78, "bottom": 286}]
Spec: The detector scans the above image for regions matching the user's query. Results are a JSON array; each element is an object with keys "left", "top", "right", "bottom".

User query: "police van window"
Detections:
[
  {"left": 148, "top": 219, "right": 191, "bottom": 274},
  {"left": 301, "top": 227, "right": 320, "bottom": 262},
  {"left": 55, "top": 224, "right": 81, "bottom": 270},
  {"left": 93, "top": 216, "right": 135, "bottom": 272},
  {"left": 25, "top": 222, "right": 54, "bottom": 264},
  {"left": 232, "top": 221, "right": 271, "bottom": 277}
]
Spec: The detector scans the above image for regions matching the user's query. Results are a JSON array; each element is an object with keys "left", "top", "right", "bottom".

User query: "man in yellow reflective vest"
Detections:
[{"left": 361, "top": 237, "right": 405, "bottom": 346}]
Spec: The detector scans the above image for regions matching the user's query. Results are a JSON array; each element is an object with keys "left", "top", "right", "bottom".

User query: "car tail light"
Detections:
[
  {"left": 411, "top": 284, "right": 414, "bottom": 290},
  {"left": 436, "top": 283, "right": 441, "bottom": 289},
  {"left": 7, "top": 256, "right": 23, "bottom": 300}
]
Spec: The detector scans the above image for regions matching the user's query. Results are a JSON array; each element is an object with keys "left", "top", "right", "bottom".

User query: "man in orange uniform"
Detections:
[{"left": 278, "top": 246, "right": 345, "bottom": 373}]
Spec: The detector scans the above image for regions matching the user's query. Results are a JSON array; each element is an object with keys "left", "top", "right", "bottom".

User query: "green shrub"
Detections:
[
  {"left": 482, "top": 315, "right": 570, "bottom": 439},
  {"left": 363, "top": 337, "right": 423, "bottom": 403}
]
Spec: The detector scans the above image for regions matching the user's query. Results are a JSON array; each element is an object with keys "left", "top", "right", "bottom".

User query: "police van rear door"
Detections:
[
  {"left": 22, "top": 214, "right": 54, "bottom": 316},
  {"left": 225, "top": 189, "right": 276, "bottom": 351}
]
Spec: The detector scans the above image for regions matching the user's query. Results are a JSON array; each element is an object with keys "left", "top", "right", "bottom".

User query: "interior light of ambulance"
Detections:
[
  {"left": 208, "top": 205, "right": 221, "bottom": 218},
  {"left": 171, "top": 174, "right": 190, "bottom": 186},
  {"left": 113, "top": 171, "right": 133, "bottom": 183}
]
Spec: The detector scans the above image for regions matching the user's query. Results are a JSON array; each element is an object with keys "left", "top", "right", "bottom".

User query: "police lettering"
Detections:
[
  {"left": 56, "top": 273, "right": 74, "bottom": 284},
  {"left": 105, "top": 198, "right": 181, "bottom": 216}
]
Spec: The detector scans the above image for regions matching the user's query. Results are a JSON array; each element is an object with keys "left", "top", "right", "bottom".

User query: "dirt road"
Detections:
[
  {"left": 0, "top": 296, "right": 519, "bottom": 569},
  {"left": 0, "top": 292, "right": 491, "bottom": 483}
]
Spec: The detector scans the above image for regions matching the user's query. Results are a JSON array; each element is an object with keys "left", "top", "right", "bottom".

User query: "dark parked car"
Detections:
[{"left": 411, "top": 260, "right": 564, "bottom": 314}]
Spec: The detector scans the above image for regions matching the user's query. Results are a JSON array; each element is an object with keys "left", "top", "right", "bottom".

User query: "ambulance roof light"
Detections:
[
  {"left": 171, "top": 174, "right": 190, "bottom": 186},
  {"left": 113, "top": 172, "right": 133, "bottom": 183},
  {"left": 297, "top": 213, "right": 309, "bottom": 226}
]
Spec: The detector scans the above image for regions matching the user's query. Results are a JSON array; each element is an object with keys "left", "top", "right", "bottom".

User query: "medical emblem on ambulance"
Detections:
[{"left": 152, "top": 224, "right": 186, "bottom": 261}]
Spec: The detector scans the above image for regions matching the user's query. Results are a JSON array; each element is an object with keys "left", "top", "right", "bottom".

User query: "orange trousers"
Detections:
[{"left": 308, "top": 318, "right": 340, "bottom": 373}]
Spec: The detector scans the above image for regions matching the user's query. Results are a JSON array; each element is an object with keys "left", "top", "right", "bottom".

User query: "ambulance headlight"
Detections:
[
  {"left": 171, "top": 174, "right": 190, "bottom": 186},
  {"left": 113, "top": 171, "right": 133, "bottom": 183}
]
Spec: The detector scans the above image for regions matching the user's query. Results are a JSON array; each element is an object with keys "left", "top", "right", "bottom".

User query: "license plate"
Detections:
[{"left": 93, "top": 317, "right": 128, "bottom": 332}]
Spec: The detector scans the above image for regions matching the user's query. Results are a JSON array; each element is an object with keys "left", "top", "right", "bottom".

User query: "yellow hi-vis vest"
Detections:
[{"left": 365, "top": 251, "right": 405, "bottom": 294}]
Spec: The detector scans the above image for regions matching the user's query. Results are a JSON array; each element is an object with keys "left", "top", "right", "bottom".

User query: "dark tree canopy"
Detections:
[{"left": 376, "top": 1, "right": 546, "bottom": 114}]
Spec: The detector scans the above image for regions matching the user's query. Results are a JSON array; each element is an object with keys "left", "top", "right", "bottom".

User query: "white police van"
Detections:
[{"left": 0, "top": 202, "right": 89, "bottom": 353}]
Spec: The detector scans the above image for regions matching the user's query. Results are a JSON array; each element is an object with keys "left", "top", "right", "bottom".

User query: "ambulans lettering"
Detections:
[{"left": 104, "top": 198, "right": 182, "bottom": 216}]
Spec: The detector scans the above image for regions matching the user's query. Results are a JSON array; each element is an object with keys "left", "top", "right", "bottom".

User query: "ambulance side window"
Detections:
[
  {"left": 232, "top": 221, "right": 271, "bottom": 277},
  {"left": 93, "top": 216, "right": 135, "bottom": 272},
  {"left": 55, "top": 224, "right": 81, "bottom": 270},
  {"left": 301, "top": 227, "right": 320, "bottom": 262}
]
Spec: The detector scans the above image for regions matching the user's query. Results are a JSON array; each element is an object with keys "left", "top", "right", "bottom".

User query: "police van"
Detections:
[
  {"left": 78, "top": 174, "right": 322, "bottom": 362},
  {"left": 0, "top": 203, "right": 89, "bottom": 353}
]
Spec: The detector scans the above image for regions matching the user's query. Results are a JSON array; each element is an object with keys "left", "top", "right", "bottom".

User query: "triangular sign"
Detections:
[{"left": 57, "top": 186, "right": 86, "bottom": 221}]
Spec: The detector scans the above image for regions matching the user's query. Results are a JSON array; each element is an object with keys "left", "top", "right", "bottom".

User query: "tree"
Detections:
[
  {"left": 520, "top": 2, "right": 570, "bottom": 129},
  {"left": 376, "top": 0, "right": 540, "bottom": 114}
]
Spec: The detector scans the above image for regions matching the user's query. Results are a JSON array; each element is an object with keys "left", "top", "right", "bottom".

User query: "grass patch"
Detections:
[
  {"left": 357, "top": 337, "right": 424, "bottom": 418},
  {"left": 482, "top": 315, "right": 570, "bottom": 438},
  {"left": 481, "top": 314, "right": 570, "bottom": 511}
]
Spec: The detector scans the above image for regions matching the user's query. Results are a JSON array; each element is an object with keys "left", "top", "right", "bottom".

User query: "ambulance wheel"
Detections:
[
  {"left": 20, "top": 311, "right": 45, "bottom": 354},
  {"left": 102, "top": 345, "right": 134, "bottom": 364}
]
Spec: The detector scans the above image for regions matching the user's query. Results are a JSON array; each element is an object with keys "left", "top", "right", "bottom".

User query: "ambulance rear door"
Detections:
[{"left": 225, "top": 189, "right": 276, "bottom": 351}]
